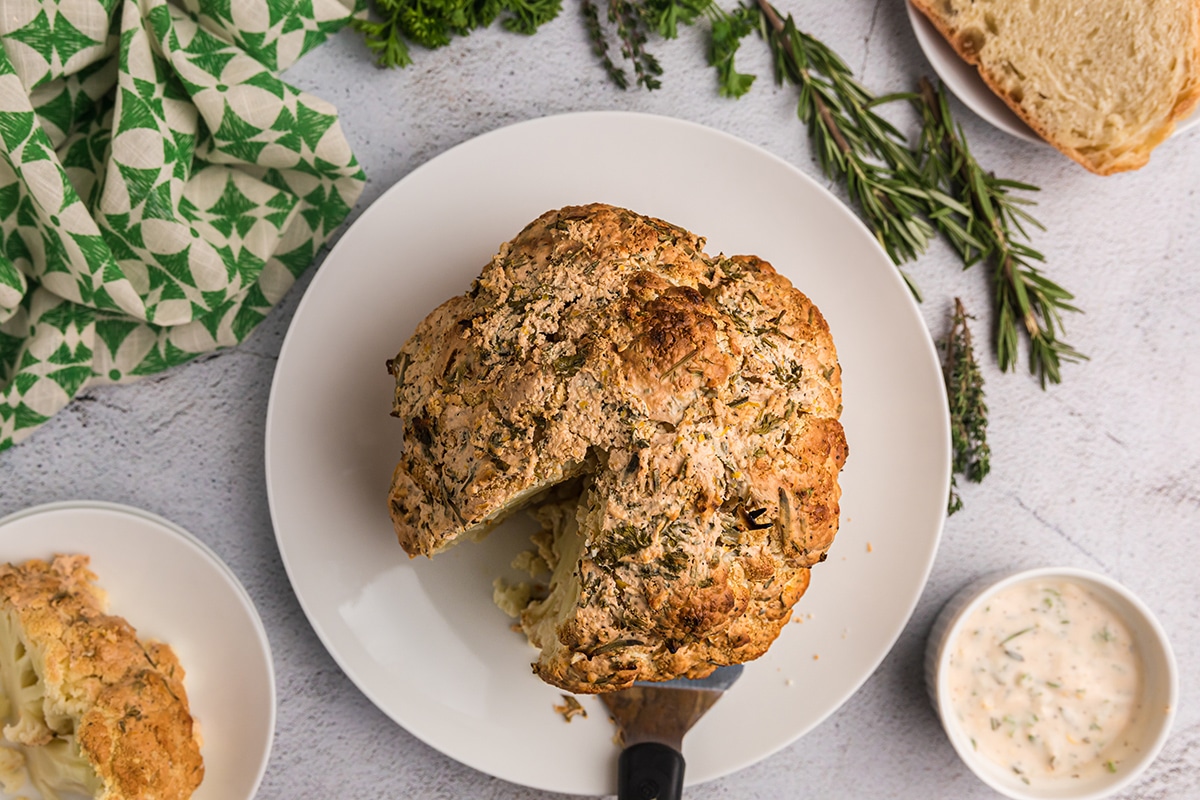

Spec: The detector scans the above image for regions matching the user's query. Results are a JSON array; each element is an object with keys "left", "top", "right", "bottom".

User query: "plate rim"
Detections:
[
  {"left": 264, "top": 109, "right": 951, "bottom": 794},
  {"left": 0, "top": 499, "right": 277, "bottom": 800}
]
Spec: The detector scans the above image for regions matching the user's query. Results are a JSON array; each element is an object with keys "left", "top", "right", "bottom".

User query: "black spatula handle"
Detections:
[{"left": 617, "top": 741, "right": 685, "bottom": 800}]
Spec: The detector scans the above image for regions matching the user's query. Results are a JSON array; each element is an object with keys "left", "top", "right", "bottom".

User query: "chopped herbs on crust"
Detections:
[
  {"left": 0, "top": 554, "right": 204, "bottom": 799},
  {"left": 388, "top": 203, "right": 847, "bottom": 694}
]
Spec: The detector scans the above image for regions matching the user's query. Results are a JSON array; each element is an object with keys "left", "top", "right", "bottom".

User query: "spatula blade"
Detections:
[
  {"left": 601, "top": 664, "right": 744, "bottom": 749},
  {"left": 599, "top": 665, "right": 744, "bottom": 800}
]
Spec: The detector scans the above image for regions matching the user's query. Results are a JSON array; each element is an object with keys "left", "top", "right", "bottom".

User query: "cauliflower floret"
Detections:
[
  {"left": 492, "top": 578, "right": 534, "bottom": 619},
  {"left": 0, "top": 744, "right": 27, "bottom": 793}
]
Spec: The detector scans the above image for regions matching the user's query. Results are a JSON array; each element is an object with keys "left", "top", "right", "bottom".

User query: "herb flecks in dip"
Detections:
[{"left": 946, "top": 579, "right": 1143, "bottom": 784}]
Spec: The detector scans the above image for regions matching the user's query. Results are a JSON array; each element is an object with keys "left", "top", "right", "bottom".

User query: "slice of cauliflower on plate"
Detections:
[{"left": 0, "top": 555, "right": 203, "bottom": 800}]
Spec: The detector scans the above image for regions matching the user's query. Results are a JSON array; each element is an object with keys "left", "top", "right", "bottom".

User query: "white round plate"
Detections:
[
  {"left": 0, "top": 501, "right": 275, "bottom": 800},
  {"left": 265, "top": 111, "right": 951, "bottom": 795},
  {"left": 906, "top": 1, "right": 1199, "bottom": 143}
]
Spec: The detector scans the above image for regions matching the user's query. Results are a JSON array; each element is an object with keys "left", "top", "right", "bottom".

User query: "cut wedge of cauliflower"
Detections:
[{"left": 0, "top": 555, "right": 203, "bottom": 799}]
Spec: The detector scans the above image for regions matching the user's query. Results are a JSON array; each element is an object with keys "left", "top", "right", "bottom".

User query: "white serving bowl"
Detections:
[{"left": 925, "top": 567, "right": 1177, "bottom": 800}]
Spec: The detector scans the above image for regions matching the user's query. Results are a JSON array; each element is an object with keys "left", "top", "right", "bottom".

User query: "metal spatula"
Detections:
[{"left": 599, "top": 665, "right": 744, "bottom": 800}]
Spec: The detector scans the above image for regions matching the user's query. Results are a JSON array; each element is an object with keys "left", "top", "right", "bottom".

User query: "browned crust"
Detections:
[
  {"left": 910, "top": 0, "right": 1200, "bottom": 175},
  {"left": 0, "top": 555, "right": 204, "bottom": 799},
  {"left": 388, "top": 204, "right": 847, "bottom": 693}
]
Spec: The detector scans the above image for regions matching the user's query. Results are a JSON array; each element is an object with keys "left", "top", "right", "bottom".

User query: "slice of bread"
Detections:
[{"left": 910, "top": 0, "right": 1200, "bottom": 174}]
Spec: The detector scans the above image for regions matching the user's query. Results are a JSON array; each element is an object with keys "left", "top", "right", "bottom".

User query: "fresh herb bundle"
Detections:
[
  {"left": 353, "top": 0, "right": 1088, "bottom": 510},
  {"left": 943, "top": 298, "right": 990, "bottom": 514}
]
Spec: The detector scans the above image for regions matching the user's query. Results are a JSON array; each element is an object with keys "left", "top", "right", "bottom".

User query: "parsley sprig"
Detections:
[{"left": 355, "top": 0, "right": 562, "bottom": 67}]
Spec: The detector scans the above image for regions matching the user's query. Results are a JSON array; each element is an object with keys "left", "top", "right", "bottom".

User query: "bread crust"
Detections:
[
  {"left": 388, "top": 204, "right": 847, "bottom": 693},
  {"left": 911, "top": 0, "right": 1200, "bottom": 175},
  {"left": 0, "top": 555, "right": 203, "bottom": 799}
]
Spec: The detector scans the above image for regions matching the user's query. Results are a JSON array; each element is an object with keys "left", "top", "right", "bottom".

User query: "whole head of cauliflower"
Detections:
[{"left": 388, "top": 204, "right": 848, "bottom": 694}]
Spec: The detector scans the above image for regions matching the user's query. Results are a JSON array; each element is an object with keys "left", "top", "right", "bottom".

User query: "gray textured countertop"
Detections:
[{"left": 1, "top": 2, "right": 1197, "bottom": 798}]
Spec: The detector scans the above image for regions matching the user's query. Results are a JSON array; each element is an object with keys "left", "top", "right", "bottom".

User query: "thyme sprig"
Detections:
[
  {"left": 616, "top": 0, "right": 664, "bottom": 90},
  {"left": 914, "top": 79, "right": 1085, "bottom": 386},
  {"left": 943, "top": 297, "right": 990, "bottom": 514},
  {"left": 582, "top": 0, "right": 627, "bottom": 87},
  {"left": 580, "top": 0, "right": 759, "bottom": 95}
]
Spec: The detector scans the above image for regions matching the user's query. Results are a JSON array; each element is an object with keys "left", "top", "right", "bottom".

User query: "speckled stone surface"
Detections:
[{"left": 1, "top": 2, "right": 1198, "bottom": 798}]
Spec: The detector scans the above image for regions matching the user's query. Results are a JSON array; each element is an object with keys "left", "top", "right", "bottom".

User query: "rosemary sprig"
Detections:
[
  {"left": 914, "top": 79, "right": 1085, "bottom": 386},
  {"left": 712, "top": 8, "right": 1081, "bottom": 385},
  {"left": 943, "top": 297, "right": 990, "bottom": 514},
  {"left": 749, "top": 0, "right": 936, "bottom": 288}
]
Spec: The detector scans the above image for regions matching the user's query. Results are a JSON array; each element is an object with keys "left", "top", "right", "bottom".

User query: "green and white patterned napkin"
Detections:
[{"left": 0, "top": 0, "right": 366, "bottom": 451}]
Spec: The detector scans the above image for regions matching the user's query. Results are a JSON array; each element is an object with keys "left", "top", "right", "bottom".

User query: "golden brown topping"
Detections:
[
  {"left": 389, "top": 204, "right": 846, "bottom": 693},
  {"left": 0, "top": 555, "right": 203, "bottom": 799}
]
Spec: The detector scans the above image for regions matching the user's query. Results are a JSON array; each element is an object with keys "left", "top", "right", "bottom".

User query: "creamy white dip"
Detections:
[{"left": 946, "top": 579, "right": 1143, "bottom": 785}]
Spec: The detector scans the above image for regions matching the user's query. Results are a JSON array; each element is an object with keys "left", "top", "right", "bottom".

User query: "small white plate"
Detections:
[
  {"left": 906, "top": 1, "right": 1200, "bottom": 143},
  {"left": 265, "top": 111, "right": 950, "bottom": 795},
  {"left": 0, "top": 501, "right": 275, "bottom": 800}
]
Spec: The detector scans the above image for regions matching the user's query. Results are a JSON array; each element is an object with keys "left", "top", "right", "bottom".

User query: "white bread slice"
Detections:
[{"left": 910, "top": 0, "right": 1200, "bottom": 174}]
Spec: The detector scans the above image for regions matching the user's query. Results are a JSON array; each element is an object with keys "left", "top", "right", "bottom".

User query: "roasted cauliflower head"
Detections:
[
  {"left": 0, "top": 555, "right": 203, "bottom": 799},
  {"left": 388, "top": 204, "right": 848, "bottom": 694}
]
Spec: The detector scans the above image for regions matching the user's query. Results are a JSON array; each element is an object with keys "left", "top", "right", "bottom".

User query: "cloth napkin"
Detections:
[{"left": 0, "top": 0, "right": 366, "bottom": 451}]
